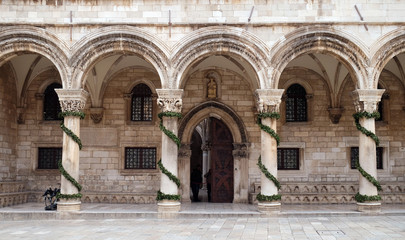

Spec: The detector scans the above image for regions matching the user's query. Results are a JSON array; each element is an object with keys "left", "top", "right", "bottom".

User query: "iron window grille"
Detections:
[
  {"left": 131, "top": 84, "right": 153, "bottom": 121},
  {"left": 286, "top": 84, "right": 307, "bottom": 122},
  {"left": 277, "top": 148, "right": 300, "bottom": 170},
  {"left": 125, "top": 147, "right": 156, "bottom": 169},
  {"left": 38, "top": 147, "right": 62, "bottom": 169}
]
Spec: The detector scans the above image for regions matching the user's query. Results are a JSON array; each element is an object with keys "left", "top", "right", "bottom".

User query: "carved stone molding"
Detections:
[
  {"left": 233, "top": 143, "right": 249, "bottom": 158},
  {"left": 156, "top": 89, "right": 183, "bottom": 113},
  {"left": 201, "top": 142, "right": 211, "bottom": 152},
  {"left": 255, "top": 89, "right": 284, "bottom": 113},
  {"left": 17, "top": 107, "right": 25, "bottom": 124},
  {"left": 90, "top": 107, "right": 104, "bottom": 124},
  {"left": 55, "top": 89, "right": 89, "bottom": 112},
  {"left": 351, "top": 89, "right": 385, "bottom": 113},
  {"left": 178, "top": 144, "right": 191, "bottom": 158},
  {"left": 328, "top": 107, "right": 344, "bottom": 124}
]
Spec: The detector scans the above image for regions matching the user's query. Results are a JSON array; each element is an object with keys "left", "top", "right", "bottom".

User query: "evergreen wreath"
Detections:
[
  {"left": 256, "top": 112, "right": 282, "bottom": 202},
  {"left": 352, "top": 111, "right": 382, "bottom": 202},
  {"left": 156, "top": 111, "right": 182, "bottom": 201},
  {"left": 57, "top": 111, "right": 85, "bottom": 200}
]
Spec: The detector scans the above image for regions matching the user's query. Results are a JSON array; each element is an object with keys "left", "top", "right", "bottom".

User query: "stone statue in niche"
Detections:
[{"left": 207, "top": 77, "right": 217, "bottom": 99}]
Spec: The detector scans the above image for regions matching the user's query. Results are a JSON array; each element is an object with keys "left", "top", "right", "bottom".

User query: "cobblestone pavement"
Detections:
[{"left": 1, "top": 215, "right": 404, "bottom": 240}]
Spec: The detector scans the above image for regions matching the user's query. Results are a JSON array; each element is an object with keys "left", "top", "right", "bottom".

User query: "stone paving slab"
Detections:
[{"left": 0, "top": 215, "right": 404, "bottom": 240}]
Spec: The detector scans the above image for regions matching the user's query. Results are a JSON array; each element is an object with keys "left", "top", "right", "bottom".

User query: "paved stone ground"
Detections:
[{"left": 1, "top": 215, "right": 405, "bottom": 240}]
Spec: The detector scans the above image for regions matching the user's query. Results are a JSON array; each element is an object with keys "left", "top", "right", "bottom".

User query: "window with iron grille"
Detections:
[
  {"left": 125, "top": 147, "right": 156, "bottom": 169},
  {"left": 131, "top": 84, "right": 152, "bottom": 121},
  {"left": 286, "top": 84, "right": 307, "bottom": 122},
  {"left": 43, "top": 83, "right": 62, "bottom": 121},
  {"left": 277, "top": 148, "right": 299, "bottom": 170},
  {"left": 38, "top": 147, "right": 62, "bottom": 169},
  {"left": 350, "top": 147, "right": 383, "bottom": 169}
]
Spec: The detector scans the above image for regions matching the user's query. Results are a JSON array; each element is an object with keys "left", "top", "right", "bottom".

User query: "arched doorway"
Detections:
[
  {"left": 210, "top": 117, "right": 234, "bottom": 203},
  {"left": 189, "top": 117, "right": 234, "bottom": 203}
]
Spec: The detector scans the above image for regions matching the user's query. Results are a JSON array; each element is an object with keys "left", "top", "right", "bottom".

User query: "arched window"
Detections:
[
  {"left": 286, "top": 84, "right": 307, "bottom": 122},
  {"left": 43, "top": 83, "right": 62, "bottom": 121},
  {"left": 131, "top": 83, "right": 153, "bottom": 121}
]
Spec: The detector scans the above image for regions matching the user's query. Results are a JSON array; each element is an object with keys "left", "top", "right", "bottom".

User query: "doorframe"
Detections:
[{"left": 178, "top": 101, "right": 249, "bottom": 203}]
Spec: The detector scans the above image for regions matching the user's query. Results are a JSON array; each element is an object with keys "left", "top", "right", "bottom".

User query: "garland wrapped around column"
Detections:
[
  {"left": 156, "top": 111, "right": 182, "bottom": 201},
  {"left": 353, "top": 111, "right": 382, "bottom": 203},
  {"left": 56, "top": 111, "right": 85, "bottom": 200},
  {"left": 256, "top": 112, "right": 282, "bottom": 202}
]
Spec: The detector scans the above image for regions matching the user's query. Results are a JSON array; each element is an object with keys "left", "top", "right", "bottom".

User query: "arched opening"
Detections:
[{"left": 189, "top": 117, "right": 234, "bottom": 203}]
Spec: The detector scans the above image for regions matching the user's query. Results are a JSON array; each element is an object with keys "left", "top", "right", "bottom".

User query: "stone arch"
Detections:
[
  {"left": 70, "top": 26, "right": 170, "bottom": 90},
  {"left": 371, "top": 27, "right": 405, "bottom": 88},
  {"left": 270, "top": 26, "right": 370, "bottom": 89},
  {"left": 179, "top": 101, "right": 248, "bottom": 144},
  {"left": 0, "top": 26, "right": 69, "bottom": 88},
  {"left": 171, "top": 26, "right": 272, "bottom": 90}
]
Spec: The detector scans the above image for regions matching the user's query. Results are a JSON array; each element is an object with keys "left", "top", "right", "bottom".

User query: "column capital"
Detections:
[
  {"left": 255, "top": 89, "right": 284, "bottom": 113},
  {"left": 55, "top": 89, "right": 89, "bottom": 112},
  {"left": 156, "top": 89, "right": 183, "bottom": 113},
  {"left": 351, "top": 89, "right": 385, "bottom": 113}
]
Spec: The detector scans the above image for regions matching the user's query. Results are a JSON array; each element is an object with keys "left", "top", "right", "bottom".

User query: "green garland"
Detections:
[
  {"left": 256, "top": 112, "right": 282, "bottom": 202},
  {"left": 257, "top": 156, "right": 281, "bottom": 190},
  {"left": 57, "top": 111, "right": 85, "bottom": 200},
  {"left": 257, "top": 112, "right": 281, "bottom": 146},
  {"left": 353, "top": 111, "right": 382, "bottom": 202},
  {"left": 256, "top": 193, "right": 281, "bottom": 202},
  {"left": 353, "top": 111, "right": 380, "bottom": 147},
  {"left": 158, "top": 112, "right": 182, "bottom": 149},
  {"left": 156, "top": 190, "right": 181, "bottom": 201},
  {"left": 158, "top": 160, "right": 180, "bottom": 188},
  {"left": 156, "top": 111, "right": 182, "bottom": 201},
  {"left": 355, "top": 192, "right": 382, "bottom": 203}
]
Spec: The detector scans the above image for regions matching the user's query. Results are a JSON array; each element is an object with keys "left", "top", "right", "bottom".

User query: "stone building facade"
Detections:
[{"left": 0, "top": 0, "right": 404, "bottom": 211}]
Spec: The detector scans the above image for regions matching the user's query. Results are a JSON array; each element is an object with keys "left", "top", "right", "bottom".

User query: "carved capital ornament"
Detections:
[
  {"left": 55, "top": 89, "right": 89, "bottom": 112},
  {"left": 351, "top": 89, "right": 385, "bottom": 113},
  {"left": 156, "top": 89, "right": 184, "bottom": 113},
  {"left": 255, "top": 89, "right": 284, "bottom": 113}
]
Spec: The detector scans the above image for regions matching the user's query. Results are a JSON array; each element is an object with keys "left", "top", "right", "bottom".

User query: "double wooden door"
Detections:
[{"left": 210, "top": 117, "right": 234, "bottom": 203}]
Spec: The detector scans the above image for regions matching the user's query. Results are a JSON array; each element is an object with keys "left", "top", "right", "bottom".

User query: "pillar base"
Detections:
[
  {"left": 57, "top": 200, "right": 81, "bottom": 212},
  {"left": 357, "top": 202, "right": 381, "bottom": 213},
  {"left": 257, "top": 202, "right": 281, "bottom": 215},
  {"left": 157, "top": 200, "right": 181, "bottom": 218}
]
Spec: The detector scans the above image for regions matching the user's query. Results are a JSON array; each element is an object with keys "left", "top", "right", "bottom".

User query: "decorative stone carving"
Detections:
[
  {"left": 178, "top": 144, "right": 191, "bottom": 158},
  {"left": 156, "top": 89, "right": 183, "bottom": 113},
  {"left": 233, "top": 143, "right": 248, "bottom": 158},
  {"left": 89, "top": 107, "right": 104, "bottom": 124},
  {"left": 255, "top": 89, "right": 284, "bottom": 113},
  {"left": 328, "top": 107, "right": 344, "bottom": 124},
  {"left": 207, "top": 77, "right": 217, "bottom": 99},
  {"left": 201, "top": 142, "right": 211, "bottom": 152},
  {"left": 55, "top": 89, "right": 89, "bottom": 112},
  {"left": 351, "top": 89, "right": 385, "bottom": 113}
]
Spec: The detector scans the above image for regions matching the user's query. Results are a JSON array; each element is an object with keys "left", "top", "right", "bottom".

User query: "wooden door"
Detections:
[{"left": 210, "top": 117, "right": 234, "bottom": 203}]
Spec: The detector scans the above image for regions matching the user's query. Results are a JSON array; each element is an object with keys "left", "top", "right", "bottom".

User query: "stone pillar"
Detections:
[
  {"left": 156, "top": 89, "right": 183, "bottom": 214},
  {"left": 55, "top": 89, "right": 89, "bottom": 212},
  {"left": 255, "top": 89, "right": 284, "bottom": 214},
  {"left": 178, "top": 144, "right": 191, "bottom": 203},
  {"left": 352, "top": 89, "right": 385, "bottom": 212}
]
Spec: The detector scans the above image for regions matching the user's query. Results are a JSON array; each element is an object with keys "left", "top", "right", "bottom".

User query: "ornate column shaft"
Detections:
[
  {"left": 351, "top": 89, "right": 384, "bottom": 212},
  {"left": 255, "top": 89, "right": 284, "bottom": 213},
  {"left": 55, "top": 89, "right": 88, "bottom": 211},
  {"left": 156, "top": 89, "right": 183, "bottom": 214}
]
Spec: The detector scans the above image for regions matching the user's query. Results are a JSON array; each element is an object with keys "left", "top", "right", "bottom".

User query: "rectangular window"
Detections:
[
  {"left": 125, "top": 147, "right": 156, "bottom": 169},
  {"left": 277, "top": 148, "right": 299, "bottom": 170},
  {"left": 38, "top": 147, "right": 62, "bottom": 169},
  {"left": 350, "top": 147, "right": 383, "bottom": 169}
]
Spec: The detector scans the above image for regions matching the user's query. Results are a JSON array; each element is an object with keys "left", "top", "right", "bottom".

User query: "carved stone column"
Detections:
[
  {"left": 351, "top": 89, "right": 385, "bottom": 212},
  {"left": 55, "top": 89, "right": 89, "bottom": 211},
  {"left": 255, "top": 89, "right": 284, "bottom": 214},
  {"left": 178, "top": 144, "right": 191, "bottom": 203},
  {"left": 156, "top": 89, "right": 183, "bottom": 214}
]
